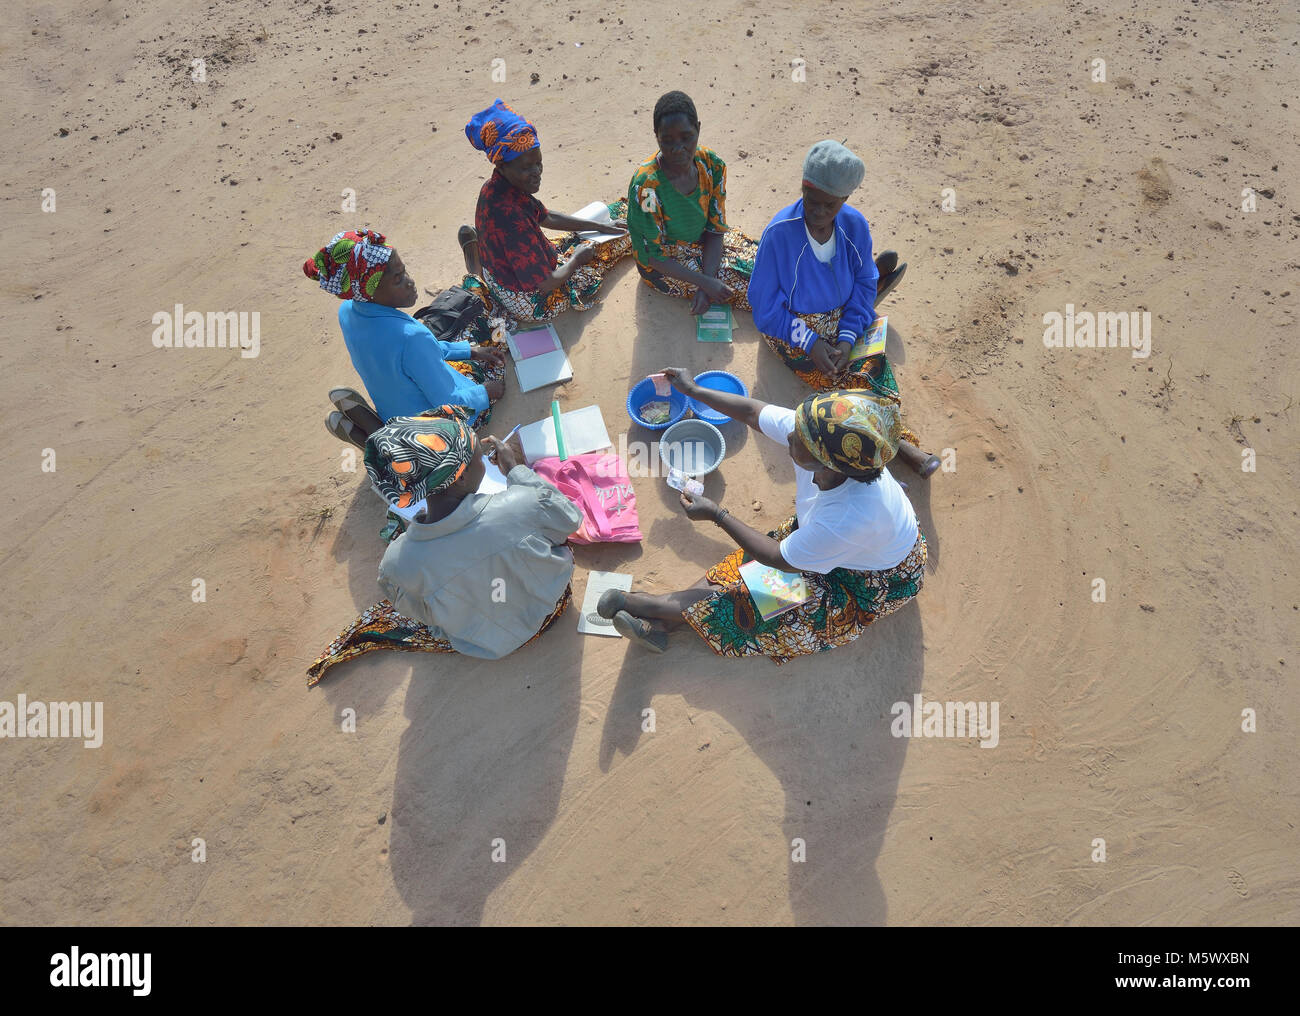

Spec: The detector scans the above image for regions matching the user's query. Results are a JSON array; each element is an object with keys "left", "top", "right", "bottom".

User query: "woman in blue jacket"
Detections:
[
  {"left": 304, "top": 227, "right": 506, "bottom": 447},
  {"left": 749, "top": 140, "right": 907, "bottom": 396}
]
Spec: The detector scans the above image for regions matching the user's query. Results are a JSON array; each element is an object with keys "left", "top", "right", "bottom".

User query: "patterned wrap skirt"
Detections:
[
  {"left": 762, "top": 307, "right": 918, "bottom": 445},
  {"left": 634, "top": 230, "right": 757, "bottom": 310},
  {"left": 481, "top": 198, "right": 633, "bottom": 324},
  {"left": 681, "top": 516, "right": 927, "bottom": 665},
  {"left": 306, "top": 585, "right": 573, "bottom": 686}
]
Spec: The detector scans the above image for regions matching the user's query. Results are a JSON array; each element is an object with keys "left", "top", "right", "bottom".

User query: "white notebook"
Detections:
[
  {"left": 570, "top": 201, "right": 624, "bottom": 244},
  {"left": 518, "top": 404, "right": 612, "bottom": 465},
  {"left": 577, "top": 571, "right": 634, "bottom": 636},
  {"left": 506, "top": 323, "right": 573, "bottom": 392}
]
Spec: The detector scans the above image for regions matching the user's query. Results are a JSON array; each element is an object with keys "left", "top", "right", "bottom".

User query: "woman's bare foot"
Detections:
[{"left": 458, "top": 224, "right": 482, "bottom": 276}]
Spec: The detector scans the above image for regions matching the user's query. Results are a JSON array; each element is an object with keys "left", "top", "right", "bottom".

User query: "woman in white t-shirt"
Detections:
[{"left": 596, "top": 369, "right": 928, "bottom": 664}]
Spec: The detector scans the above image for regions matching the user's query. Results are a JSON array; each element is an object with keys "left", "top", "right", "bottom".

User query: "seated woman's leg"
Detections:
[
  {"left": 618, "top": 577, "right": 714, "bottom": 631},
  {"left": 717, "top": 229, "right": 757, "bottom": 311},
  {"left": 677, "top": 525, "right": 928, "bottom": 665},
  {"left": 636, "top": 230, "right": 757, "bottom": 308}
]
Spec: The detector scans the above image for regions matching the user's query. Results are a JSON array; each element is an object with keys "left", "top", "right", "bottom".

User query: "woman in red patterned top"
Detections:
[{"left": 461, "top": 99, "right": 631, "bottom": 324}]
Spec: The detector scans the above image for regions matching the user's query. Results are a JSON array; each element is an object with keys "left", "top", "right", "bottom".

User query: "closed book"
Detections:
[{"left": 738, "top": 561, "right": 813, "bottom": 622}]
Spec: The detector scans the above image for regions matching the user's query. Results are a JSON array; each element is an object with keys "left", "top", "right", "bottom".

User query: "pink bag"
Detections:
[{"left": 533, "top": 453, "right": 643, "bottom": 545}]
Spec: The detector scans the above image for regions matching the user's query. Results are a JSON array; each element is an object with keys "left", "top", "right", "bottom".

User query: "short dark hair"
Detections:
[
  {"left": 653, "top": 90, "right": 699, "bottom": 131},
  {"left": 851, "top": 467, "right": 884, "bottom": 484}
]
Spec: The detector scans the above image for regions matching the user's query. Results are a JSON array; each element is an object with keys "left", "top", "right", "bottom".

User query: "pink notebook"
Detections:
[{"left": 513, "top": 328, "right": 558, "bottom": 359}]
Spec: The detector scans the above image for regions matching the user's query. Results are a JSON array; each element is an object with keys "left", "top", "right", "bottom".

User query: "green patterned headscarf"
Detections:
[
  {"left": 794, "top": 390, "right": 901, "bottom": 475},
  {"left": 364, "top": 406, "right": 478, "bottom": 509}
]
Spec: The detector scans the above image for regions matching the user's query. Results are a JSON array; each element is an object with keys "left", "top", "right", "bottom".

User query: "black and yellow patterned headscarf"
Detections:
[
  {"left": 364, "top": 406, "right": 478, "bottom": 509},
  {"left": 794, "top": 390, "right": 902, "bottom": 476}
]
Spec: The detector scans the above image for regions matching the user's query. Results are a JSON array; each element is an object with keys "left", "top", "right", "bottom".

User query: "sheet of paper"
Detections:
[
  {"left": 570, "top": 201, "right": 623, "bottom": 243},
  {"left": 519, "top": 404, "right": 611, "bottom": 464},
  {"left": 577, "top": 571, "right": 634, "bottom": 636},
  {"left": 383, "top": 460, "right": 509, "bottom": 524}
]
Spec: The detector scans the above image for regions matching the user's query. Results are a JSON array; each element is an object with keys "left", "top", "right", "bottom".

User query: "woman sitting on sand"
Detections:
[
  {"left": 749, "top": 139, "right": 909, "bottom": 392},
  {"left": 626, "top": 90, "right": 757, "bottom": 315},
  {"left": 305, "top": 407, "right": 583, "bottom": 683},
  {"left": 595, "top": 370, "right": 928, "bottom": 664},
  {"left": 304, "top": 227, "right": 506, "bottom": 447},
  {"left": 461, "top": 98, "right": 631, "bottom": 325}
]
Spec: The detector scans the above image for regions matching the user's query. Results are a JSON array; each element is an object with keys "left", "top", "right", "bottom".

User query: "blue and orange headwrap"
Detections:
[
  {"left": 364, "top": 406, "right": 479, "bottom": 509},
  {"left": 304, "top": 228, "right": 392, "bottom": 302},
  {"left": 465, "top": 98, "right": 539, "bottom": 165}
]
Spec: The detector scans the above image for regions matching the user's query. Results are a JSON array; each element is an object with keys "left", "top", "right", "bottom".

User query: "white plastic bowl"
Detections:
[{"left": 658, "top": 418, "right": 726, "bottom": 477}]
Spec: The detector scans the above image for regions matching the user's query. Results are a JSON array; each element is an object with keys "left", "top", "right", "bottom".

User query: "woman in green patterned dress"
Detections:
[{"left": 626, "top": 91, "right": 758, "bottom": 316}]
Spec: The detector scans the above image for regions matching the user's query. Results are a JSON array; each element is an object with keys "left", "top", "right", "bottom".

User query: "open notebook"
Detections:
[
  {"left": 505, "top": 323, "right": 573, "bottom": 393},
  {"left": 570, "top": 201, "right": 625, "bottom": 244},
  {"left": 518, "top": 404, "right": 612, "bottom": 465}
]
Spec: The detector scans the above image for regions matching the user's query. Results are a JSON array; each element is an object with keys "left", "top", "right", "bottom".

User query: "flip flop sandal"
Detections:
[
  {"left": 874, "top": 263, "right": 907, "bottom": 307},
  {"left": 325, "top": 411, "right": 367, "bottom": 450},
  {"left": 612, "top": 611, "right": 668, "bottom": 653},
  {"left": 916, "top": 453, "right": 942, "bottom": 479},
  {"left": 458, "top": 225, "right": 482, "bottom": 275},
  {"left": 875, "top": 250, "right": 899, "bottom": 277},
  {"left": 328, "top": 387, "right": 384, "bottom": 437},
  {"left": 596, "top": 588, "right": 628, "bottom": 619}
]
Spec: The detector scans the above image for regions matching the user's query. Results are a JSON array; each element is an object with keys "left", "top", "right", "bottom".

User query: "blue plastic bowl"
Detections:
[
  {"left": 627, "top": 377, "right": 689, "bottom": 430},
  {"left": 689, "top": 370, "right": 748, "bottom": 424}
]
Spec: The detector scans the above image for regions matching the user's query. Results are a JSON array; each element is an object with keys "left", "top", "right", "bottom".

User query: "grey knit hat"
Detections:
[{"left": 801, "top": 140, "right": 865, "bottom": 197}]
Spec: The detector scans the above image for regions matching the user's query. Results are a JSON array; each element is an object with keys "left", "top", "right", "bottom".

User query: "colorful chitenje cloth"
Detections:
[
  {"left": 627, "top": 147, "right": 728, "bottom": 267},
  {"left": 303, "top": 228, "right": 392, "bottom": 302},
  {"left": 465, "top": 98, "right": 541, "bottom": 165},
  {"left": 365, "top": 406, "right": 479, "bottom": 511},
  {"left": 762, "top": 308, "right": 919, "bottom": 445},
  {"left": 476, "top": 193, "right": 632, "bottom": 324},
  {"left": 632, "top": 234, "right": 757, "bottom": 310},
  {"left": 680, "top": 516, "right": 927, "bottom": 665},
  {"left": 306, "top": 586, "right": 573, "bottom": 686}
]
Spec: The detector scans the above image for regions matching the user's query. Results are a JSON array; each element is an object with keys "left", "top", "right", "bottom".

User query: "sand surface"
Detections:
[{"left": 1, "top": 0, "right": 1296, "bottom": 925}]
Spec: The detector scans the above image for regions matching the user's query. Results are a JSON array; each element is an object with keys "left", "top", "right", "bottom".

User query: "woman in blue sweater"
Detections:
[{"left": 749, "top": 141, "right": 907, "bottom": 396}]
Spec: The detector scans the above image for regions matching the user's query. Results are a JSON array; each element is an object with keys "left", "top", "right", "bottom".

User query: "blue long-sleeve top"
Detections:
[
  {"left": 337, "top": 301, "right": 488, "bottom": 423},
  {"left": 749, "top": 199, "right": 879, "bottom": 352}
]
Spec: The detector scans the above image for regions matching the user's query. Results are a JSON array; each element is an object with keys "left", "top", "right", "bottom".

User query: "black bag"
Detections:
[{"left": 413, "top": 285, "right": 487, "bottom": 342}]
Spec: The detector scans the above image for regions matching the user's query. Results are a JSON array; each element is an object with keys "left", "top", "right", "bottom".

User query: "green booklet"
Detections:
[{"left": 696, "top": 304, "right": 733, "bottom": 343}]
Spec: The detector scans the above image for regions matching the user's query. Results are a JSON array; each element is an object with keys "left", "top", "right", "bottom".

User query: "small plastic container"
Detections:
[
  {"left": 689, "top": 370, "right": 749, "bottom": 424},
  {"left": 627, "top": 377, "right": 689, "bottom": 430}
]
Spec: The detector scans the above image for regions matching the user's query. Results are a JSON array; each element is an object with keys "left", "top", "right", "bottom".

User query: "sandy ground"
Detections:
[{"left": 1, "top": 0, "right": 1296, "bottom": 926}]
